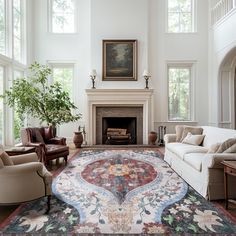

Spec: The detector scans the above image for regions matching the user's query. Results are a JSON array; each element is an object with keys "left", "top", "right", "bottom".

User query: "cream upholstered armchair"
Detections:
[{"left": 0, "top": 149, "right": 52, "bottom": 213}]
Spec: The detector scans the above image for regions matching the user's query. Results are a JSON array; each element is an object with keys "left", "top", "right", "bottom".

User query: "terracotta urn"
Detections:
[
  {"left": 149, "top": 131, "right": 157, "bottom": 145},
  {"left": 73, "top": 131, "right": 83, "bottom": 148}
]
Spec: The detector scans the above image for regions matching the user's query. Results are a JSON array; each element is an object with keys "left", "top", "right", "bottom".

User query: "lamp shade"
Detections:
[
  {"left": 142, "top": 69, "right": 149, "bottom": 77},
  {"left": 90, "top": 69, "right": 97, "bottom": 77}
]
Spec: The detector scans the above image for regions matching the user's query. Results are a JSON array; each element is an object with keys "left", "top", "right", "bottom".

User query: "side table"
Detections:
[
  {"left": 5, "top": 146, "right": 36, "bottom": 156},
  {"left": 221, "top": 160, "right": 236, "bottom": 209}
]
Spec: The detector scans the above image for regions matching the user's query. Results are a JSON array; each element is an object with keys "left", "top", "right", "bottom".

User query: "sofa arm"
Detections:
[
  {"left": 203, "top": 153, "right": 236, "bottom": 169},
  {"left": 164, "top": 134, "right": 177, "bottom": 144},
  {"left": 11, "top": 153, "right": 38, "bottom": 165}
]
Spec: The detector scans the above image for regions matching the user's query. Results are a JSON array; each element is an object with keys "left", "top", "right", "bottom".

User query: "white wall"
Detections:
[
  {"left": 208, "top": 8, "right": 236, "bottom": 127},
  {"left": 32, "top": 0, "right": 91, "bottom": 139},
  {"left": 149, "top": 0, "right": 209, "bottom": 133},
  {"left": 32, "top": 0, "right": 209, "bottom": 140}
]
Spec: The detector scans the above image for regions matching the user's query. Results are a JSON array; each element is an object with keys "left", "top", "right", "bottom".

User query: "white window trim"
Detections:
[
  {"left": 165, "top": 0, "right": 197, "bottom": 34},
  {"left": 47, "top": 0, "right": 78, "bottom": 34},
  {"left": 166, "top": 61, "right": 196, "bottom": 122}
]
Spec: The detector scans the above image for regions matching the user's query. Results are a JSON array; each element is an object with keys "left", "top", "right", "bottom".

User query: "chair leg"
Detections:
[
  {"left": 64, "top": 156, "right": 68, "bottom": 165},
  {"left": 45, "top": 195, "right": 51, "bottom": 214}
]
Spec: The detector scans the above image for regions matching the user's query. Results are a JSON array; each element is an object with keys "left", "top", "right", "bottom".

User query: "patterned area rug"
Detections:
[{"left": 1, "top": 149, "right": 236, "bottom": 234}]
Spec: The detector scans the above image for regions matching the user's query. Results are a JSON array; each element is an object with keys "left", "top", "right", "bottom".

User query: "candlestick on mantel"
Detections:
[
  {"left": 143, "top": 69, "right": 151, "bottom": 89},
  {"left": 90, "top": 69, "right": 97, "bottom": 89}
]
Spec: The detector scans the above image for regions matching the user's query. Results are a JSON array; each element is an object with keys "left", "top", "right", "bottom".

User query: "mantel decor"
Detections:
[{"left": 102, "top": 39, "right": 137, "bottom": 81}]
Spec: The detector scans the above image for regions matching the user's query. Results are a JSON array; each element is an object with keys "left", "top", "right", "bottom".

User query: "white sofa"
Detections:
[{"left": 164, "top": 126, "right": 236, "bottom": 200}]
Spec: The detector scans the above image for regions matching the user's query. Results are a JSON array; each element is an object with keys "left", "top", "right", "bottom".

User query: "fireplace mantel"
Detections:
[{"left": 86, "top": 89, "right": 154, "bottom": 145}]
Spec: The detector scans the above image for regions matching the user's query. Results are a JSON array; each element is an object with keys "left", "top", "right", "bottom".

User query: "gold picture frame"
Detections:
[{"left": 102, "top": 39, "right": 137, "bottom": 81}]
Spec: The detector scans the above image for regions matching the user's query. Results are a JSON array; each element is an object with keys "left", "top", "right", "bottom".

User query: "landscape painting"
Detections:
[{"left": 102, "top": 40, "right": 137, "bottom": 81}]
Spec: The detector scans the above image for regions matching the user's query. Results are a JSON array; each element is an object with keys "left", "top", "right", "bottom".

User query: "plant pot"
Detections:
[
  {"left": 149, "top": 131, "right": 157, "bottom": 145},
  {"left": 73, "top": 131, "right": 83, "bottom": 148}
]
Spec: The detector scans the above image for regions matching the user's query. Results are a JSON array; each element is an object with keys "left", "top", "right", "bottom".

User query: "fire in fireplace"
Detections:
[{"left": 102, "top": 117, "right": 137, "bottom": 144}]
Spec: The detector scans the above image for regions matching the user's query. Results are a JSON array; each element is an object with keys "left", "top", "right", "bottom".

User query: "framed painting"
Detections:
[{"left": 102, "top": 39, "right": 137, "bottom": 81}]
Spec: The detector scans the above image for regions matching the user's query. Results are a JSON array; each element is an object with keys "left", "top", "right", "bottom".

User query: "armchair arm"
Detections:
[
  {"left": 203, "top": 153, "right": 236, "bottom": 169},
  {"left": 1, "top": 162, "right": 43, "bottom": 175},
  {"left": 47, "top": 137, "right": 66, "bottom": 145},
  {"left": 11, "top": 153, "right": 38, "bottom": 165},
  {"left": 164, "top": 134, "right": 177, "bottom": 144}
]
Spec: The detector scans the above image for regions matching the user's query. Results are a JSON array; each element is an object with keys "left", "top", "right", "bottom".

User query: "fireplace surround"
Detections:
[{"left": 86, "top": 89, "right": 154, "bottom": 145}]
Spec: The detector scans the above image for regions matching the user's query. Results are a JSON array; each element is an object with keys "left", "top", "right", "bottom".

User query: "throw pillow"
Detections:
[
  {"left": 216, "top": 138, "right": 236, "bottom": 153},
  {"left": 207, "top": 143, "right": 221, "bottom": 153},
  {"left": 182, "top": 132, "right": 205, "bottom": 146},
  {"left": 0, "top": 151, "right": 13, "bottom": 166},
  {"left": 181, "top": 126, "right": 203, "bottom": 142},
  {"left": 175, "top": 125, "right": 185, "bottom": 142},
  {"left": 223, "top": 143, "right": 236, "bottom": 153}
]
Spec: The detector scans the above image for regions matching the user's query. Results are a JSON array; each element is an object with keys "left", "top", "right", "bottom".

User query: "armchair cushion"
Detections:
[
  {"left": 46, "top": 144, "right": 68, "bottom": 155},
  {"left": 0, "top": 151, "right": 13, "bottom": 166}
]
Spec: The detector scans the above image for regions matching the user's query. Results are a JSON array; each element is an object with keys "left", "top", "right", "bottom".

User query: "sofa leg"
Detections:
[{"left": 45, "top": 195, "right": 51, "bottom": 214}]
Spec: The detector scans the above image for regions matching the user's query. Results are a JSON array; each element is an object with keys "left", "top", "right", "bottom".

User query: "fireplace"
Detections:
[
  {"left": 102, "top": 117, "right": 137, "bottom": 144},
  {"left": 96, "top": 106, "right": 143, "bottom": 144},
  {"left": 86, "top": 89, "right": 154, "bottom": 145}
]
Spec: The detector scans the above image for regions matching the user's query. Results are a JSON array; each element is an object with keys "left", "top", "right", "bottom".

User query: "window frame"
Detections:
[
  {"left": 48, "top": 61, "right": 76, "bottom": 102},
  {"left": 167, "top": 61, "right": 196, "bottom": 122},
  {"left": 0, "top": 0, "right": 27, "bottom": 145},
  {"left": 48, "top": 0, "right": 78, "bottom": 34},
  {"left": 166, "top": 0, "right": 197, "bottom": 33}
]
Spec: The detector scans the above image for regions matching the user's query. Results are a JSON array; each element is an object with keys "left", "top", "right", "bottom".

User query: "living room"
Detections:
[{"left": 0, "top": 0, "right": 236, "bottom": 234}]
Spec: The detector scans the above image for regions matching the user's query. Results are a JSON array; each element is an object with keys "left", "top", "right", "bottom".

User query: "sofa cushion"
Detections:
[
  {"left": 166, "top": 143, "right": 208, "bottom": 160},
  {"left": 175, "top": 125, "right": 185, "bottom": 142},
  {"left": 182, "top": 132, "right": 205, "bottom": 146},
  {"left": 223, "top": 143, "right": 236, "bottom": 153},
  {"left": 183, "top": 153, "right": 206, "bottom": 172},
  {"left": 207, "top": 143, "right": 221, "bottom": 153},
  {"left": 46, "top": 144, "right": 69, "bottom": 155},
  {"left": 181, "top": 126, "right": 203, "bottom": 141},
  {"left": 202, "top": 126, "right": 236, "bottom": 148},
  {"left": 216, "top": 138, "right": 236, "bottom": 153}
]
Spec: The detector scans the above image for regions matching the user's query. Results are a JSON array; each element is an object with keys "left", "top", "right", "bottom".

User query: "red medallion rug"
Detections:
[{"left": 1, "top": 149, "right": 236, "bottom": 234}]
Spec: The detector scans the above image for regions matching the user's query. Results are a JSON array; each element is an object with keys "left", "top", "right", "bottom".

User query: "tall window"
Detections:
[
  {"left": 0, "top": 0, "right": 26, "bottom": 145},
  {"left": 168, "top": 66, "right": 192, "bottom": 121},
  {"left": 49, "top": 0, "right": 76, "bottom": 33},
  {"left": 168, "top": 0, "right": 194, "bottom": 33},
  {"left": 13, "top": 0, "right": 24, "bottom": 62},
  {"left": 0, "top": 0, "right": 6, "bottom": 55},
  {"left": 51, "top": 65, "right": 74, "bottom": 99},
  {"left": 0, "top": 66, "right": 4, "bottom": 144},
  {"left": 13, "top": 70, "right": 24, "bottom": 142}
]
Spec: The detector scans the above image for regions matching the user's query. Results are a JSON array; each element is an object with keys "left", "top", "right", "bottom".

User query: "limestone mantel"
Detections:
[{"left": 86, "top": 89, "right": 154, "bottom": 145}]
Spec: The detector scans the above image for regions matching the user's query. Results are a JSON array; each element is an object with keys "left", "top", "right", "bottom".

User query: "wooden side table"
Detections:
[
  {"left": 221, "top": 160, "right": 236, "bottom": 209},
  {"left": 5, "top": 146, "right": 36, "bottom": 156}
]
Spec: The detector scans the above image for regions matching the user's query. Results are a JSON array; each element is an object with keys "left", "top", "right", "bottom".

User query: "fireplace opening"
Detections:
[{"left": 102, "top": 117, "right": 137, "bottom": 144}]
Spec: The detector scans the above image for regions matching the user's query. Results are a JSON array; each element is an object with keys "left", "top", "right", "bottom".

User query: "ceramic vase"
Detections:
[
  {"left": 149, "top": 131, "right": 157, "bottom": 145},
  {"left": 73, "top": 131, "right": 83, "bottom": 148}
]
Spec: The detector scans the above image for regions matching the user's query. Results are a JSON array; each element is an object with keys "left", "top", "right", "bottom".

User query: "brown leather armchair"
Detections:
[{"left": 21, "top": 126, "right": 69, "bottom": 166}]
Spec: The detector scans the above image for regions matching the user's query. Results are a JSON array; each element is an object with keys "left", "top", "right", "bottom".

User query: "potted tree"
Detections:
[{"left": 2, "top": 62, "right": 81, "bottom": 135}]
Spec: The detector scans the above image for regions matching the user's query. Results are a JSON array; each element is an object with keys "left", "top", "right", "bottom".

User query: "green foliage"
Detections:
[{"left": 1, "top": 62, "right": 81, "bottom": 126}]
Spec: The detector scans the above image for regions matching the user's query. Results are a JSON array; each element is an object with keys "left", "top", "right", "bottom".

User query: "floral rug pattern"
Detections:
[{"left": 1, "top": 149, "right": 236, "bottom": 234}]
